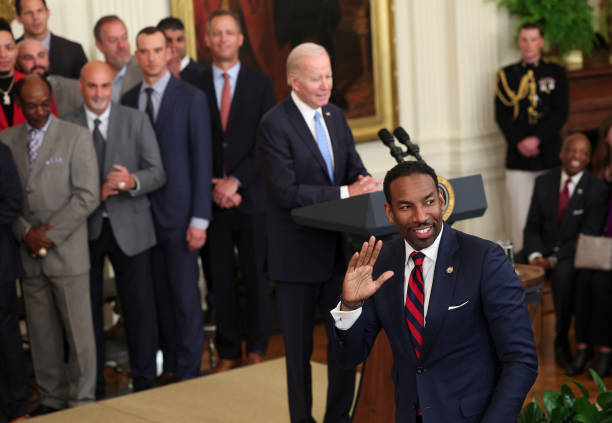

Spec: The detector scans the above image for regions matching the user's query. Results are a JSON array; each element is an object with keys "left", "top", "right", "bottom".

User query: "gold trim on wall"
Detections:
[{"left": 170, "top": 0, "right": 397, "bottom": 142}]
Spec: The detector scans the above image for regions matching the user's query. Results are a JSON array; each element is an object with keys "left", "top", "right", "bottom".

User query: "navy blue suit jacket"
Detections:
[
  {"left": 339, "top": 225, "right": 538, "bottom": 422},
  {"left": 523, "top": 167, "right": 609, "bottom": 261},
  {"left": 202, "top": 65, "right": 275, "bottom": 214},
  {"left": 0, "top": 142, "right": 24, "bottom": 283},
  {"left": 180, "top": 58, "right": 206, "bottom": 91},
  {"left": 121, "top": 75, "right": 212, "bottom": 230},
  {"left": 257, "top": 96, "right": 368, "bottom": 282}
]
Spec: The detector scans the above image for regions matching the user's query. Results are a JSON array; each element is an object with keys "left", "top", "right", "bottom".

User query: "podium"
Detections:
[{"left": 291, "top": 174, "right": 487, "bottom": 422}]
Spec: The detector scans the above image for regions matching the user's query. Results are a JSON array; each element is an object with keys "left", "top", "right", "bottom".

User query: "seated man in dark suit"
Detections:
[
  {"left": 0, "top": 143, "right": 28, "bottom": 422},
  {"left": 523, "top": 133, "right": 609, "bottom": 369},
  {"left": 15, "top": 0, "right": 87, "bottom": 79},
  {"left": 157, "top": 17, "right": 205, "bottom": 89},
  {"left": 334, "top": 161, "right": 538, "bottom": 423}
]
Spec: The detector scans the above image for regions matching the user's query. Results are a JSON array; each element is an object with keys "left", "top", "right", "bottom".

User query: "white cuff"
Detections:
[
  {"left": 189, "top": 217, "right": 209, "bottom": 230},
  {"left": 340, "top": 185, "right": 349, "bottom": 199},
  {"left": 528, "top": 252, "right": 542, "bottom": 263},
  {"left": 331, "top": 301, "right": 362, "bottom": 330}
]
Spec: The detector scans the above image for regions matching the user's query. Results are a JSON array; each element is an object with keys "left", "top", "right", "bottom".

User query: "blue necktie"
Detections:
[{"left": 314, "top": 111, "right": 334, "bottom": 182}]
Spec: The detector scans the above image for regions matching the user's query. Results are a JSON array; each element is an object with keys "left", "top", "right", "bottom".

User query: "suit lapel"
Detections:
[
  {"left": 420, "top": 225, "right": 459, "bottom": 360},
  {"left": 204, "top": 70, "right": 222, "bottom": 131},
  {"left": 562, "top": 171, "right": 588, "bottom": 225},
  {"left": 226, "top": 67, "right": 245, "bottom": 130},
  {"left": 156, "top": 76, "right": 179, "bottom": 133},
  {"left": 29, "top": 116, "right": 58, "bottom": 182},
  {"left": 11, "top": 124, "right": 29, "bottom": 183},
  {"left": 385, "top": 240, "right": 418, "bottom": 359},
  {"left": 285, "top": 98, "right": 332, "bottom": 183}
]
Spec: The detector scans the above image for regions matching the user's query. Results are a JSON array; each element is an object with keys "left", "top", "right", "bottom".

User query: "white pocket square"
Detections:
[
  {"left": 572, "top": 209, "right": 584, "bottom": 216},
  {"left": 448, "top": 300, "right": 469, "bottom": 310}
]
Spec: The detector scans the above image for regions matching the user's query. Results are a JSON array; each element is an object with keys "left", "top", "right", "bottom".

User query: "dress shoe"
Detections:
[
  {"left": 209, "top": 358, "right": 241, "bottom": 374},
  {"left": 594, "top": 352, "right": 612, "bottom": 378},
  {"left": 29, "top": 404, "right": 59, "bottom": 417},
  {"left": 554, "top": 337, "right": 573, "bottom": 369},
  {"left": 155, "top": 372, "right": 182, "bottom": 387},
  {"left": 566, "top": 347, "right": 593, "bottom": 376},
  {"left": 247, "top": 352, "right": 265, "bottom": 365}
]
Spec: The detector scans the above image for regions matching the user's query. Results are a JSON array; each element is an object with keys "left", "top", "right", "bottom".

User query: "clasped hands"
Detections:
[
  {"left": 212, "top": 177, "right": 242, "bottom": 208},
  {"left": 517, "top": 136, "right": 540, "bottom": 158},
  {"left": 101, "top": 165, "right": 135, "bottom": 202},
  {"left": 348, "top": 175, "right": 382, "bottom": 197},
  {"left": 341, "top": 236, "right": 394, "bottom": 311},
  {"left": 24, "top": 223, "right": 54, "bottom": 257}
]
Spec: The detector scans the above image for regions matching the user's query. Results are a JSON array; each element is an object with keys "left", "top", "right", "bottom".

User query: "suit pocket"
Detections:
[{"left": 460, "top": 388, "right": 491, "bottom": 417}]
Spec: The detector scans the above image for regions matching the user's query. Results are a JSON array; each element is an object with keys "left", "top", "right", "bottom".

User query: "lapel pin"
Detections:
[
  {"left": 325, "top": 111, "right": 331, "bottom": 117},
  {"left": 577, "top": 188, "right": 583, "bottom": 195},
  {"left": 446, "top": 266, "right": 453, "bottom": 274}
]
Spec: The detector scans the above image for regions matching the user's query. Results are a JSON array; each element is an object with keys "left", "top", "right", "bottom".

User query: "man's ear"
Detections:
[
  {"left": 438, "top": 187, "right": 445, "bottom": 210},
  {"left": 384, "top": 202, "right": 395, "bottom": 224}
]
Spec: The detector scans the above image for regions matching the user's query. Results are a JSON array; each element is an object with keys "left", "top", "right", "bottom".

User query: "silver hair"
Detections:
[{"left": 286, "top": 42, "right": 329, "bottom": 86}]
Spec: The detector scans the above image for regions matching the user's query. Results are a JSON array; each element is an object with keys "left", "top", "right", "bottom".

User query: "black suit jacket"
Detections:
[
  {"left": 16, "top": 33, "right": 87, "bottom": 79},
  {"left": 202, "top": 65, "right": 275, "bottom": 213},
  {"left": 0, "top": 142, "right": 24, "bottom": 283},
  {"left": 339, "top": 226, "right": 537, "bottom": 422},
  {"left": 180, "top": 58, "right": 206, "bottom": 90},
  {"left": 257, "top": 96, "right": 368, "bottom": 282},
  {"left": 523, "top": 167, "right": 609, "bottom": 261}
]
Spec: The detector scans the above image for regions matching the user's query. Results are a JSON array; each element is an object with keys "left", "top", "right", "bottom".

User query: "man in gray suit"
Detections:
[
  {"left": 0, "top": 74, "right": 99, "bottom": 416},
  {"left": 64, "top": 61, "right": 166, "bottom": 398},
  {"left": 16, "top": 38, "right": 83, "bottom": 116},
  {"left": 94, "top": 15, "right": 142, "bottom": 103}
]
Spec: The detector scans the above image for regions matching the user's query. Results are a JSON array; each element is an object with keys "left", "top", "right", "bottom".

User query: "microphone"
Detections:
[
  {"left": 378, "top": 128, "right": 405, "bottom": 163},
  {"left": 393, "top": 127, "right": 423, "bottom": 162}
]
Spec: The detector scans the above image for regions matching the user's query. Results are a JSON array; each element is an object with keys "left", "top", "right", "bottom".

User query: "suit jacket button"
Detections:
[
  {"left": 416, "top": 366, "right": 424, "bottom": 374},
  {"left": 553, "top": 246, "right": 560, "bottom": 252}
]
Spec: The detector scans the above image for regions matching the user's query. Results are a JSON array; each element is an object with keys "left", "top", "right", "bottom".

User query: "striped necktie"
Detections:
[{"left": 405, "top": 251, "right": 425, "bottom": 359}]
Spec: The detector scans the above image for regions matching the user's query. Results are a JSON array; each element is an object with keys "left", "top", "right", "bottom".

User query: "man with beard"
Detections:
[
  {"left": 94, "top": 15, "right": 142, "bottom": 103},
  {"left": 16, "top": 38, "right": 83, "bottom": 116},
  {"left": 333, "top": 161, "right": 538, "bottom": 422},
  {"left": 157, "top": 17, "right": 205, "bottom": 89},
  {"left": 0, "top": 18, "right": 27, "bottom": 131},
  {"left": 64, "top": 61, "right": 165, "bottom": 398},
  {"left": 0, "top": 74, "right": 99, "bottom": 416},
  {"left": 15, "top": 0, "right": 87, "bottom": 79}
]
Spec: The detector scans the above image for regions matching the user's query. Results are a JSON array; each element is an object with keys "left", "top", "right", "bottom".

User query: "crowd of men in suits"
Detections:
[{"left": 0, "top": 2, "right": 385, "bottom": 422}]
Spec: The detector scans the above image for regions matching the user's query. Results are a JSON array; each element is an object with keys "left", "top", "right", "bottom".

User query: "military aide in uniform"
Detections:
[{"left": 495, "top": 22, "right": 569, "bottom": 253}]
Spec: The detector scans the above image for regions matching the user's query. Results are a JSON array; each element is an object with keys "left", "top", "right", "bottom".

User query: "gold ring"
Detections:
[
  {"left": 38, "top": 247, "right": 47, "bottom": 257},
  {"left": 118, "top": 181, "right": 126, "bottom": 190}
]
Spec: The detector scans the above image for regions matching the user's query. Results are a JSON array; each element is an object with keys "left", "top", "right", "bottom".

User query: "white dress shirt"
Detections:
[
  {"left": 290, "top": 90, "right": 349, "bottom": 199},
  {"left": 332, "top": 226, "right": 444, "bottom": 330}
]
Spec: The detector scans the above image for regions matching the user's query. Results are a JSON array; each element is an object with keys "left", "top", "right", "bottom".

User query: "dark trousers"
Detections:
[
  {"left": 0, "top": 281, "right": 28, "bottom": 420},
  {"left": 89, "top": 219, "right": 158, "bottom": 394},
  {"left": 574, "top": 269, "right": 612, "bottom": 346},
  {"left": 276, "top": 269, "right": 356, "bottom": 423},
  {"left": 205, "top": 209, "right": 270, "bottom": 359},
  {"left": 550, "top": 259, "right": 576, "bottom": 340},
  {"left": 152, "top": 226, "right": 203, "bottom": 379}
]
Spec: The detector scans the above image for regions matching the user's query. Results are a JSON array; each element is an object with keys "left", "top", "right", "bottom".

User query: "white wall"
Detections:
[{"left": 15, "top": 0, "right": 520, "bottom": 242}]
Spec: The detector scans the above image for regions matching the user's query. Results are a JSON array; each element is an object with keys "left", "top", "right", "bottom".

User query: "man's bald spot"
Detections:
[
  {"left": 80, "top": 60, "right": 113, "bottom": 81},
  {"left": 19, "top": 73, "right": 50, "bottom": 99},
  {"left": 18, "top": 38, "right": 46, "bottom": 53},
  {"left": 562, "top": 133, "right": 591, "bottom": 154}
]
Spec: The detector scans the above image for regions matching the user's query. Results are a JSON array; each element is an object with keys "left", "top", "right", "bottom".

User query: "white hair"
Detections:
[{"left": 286, "top": 42, "right": 329, "bottom": 86}]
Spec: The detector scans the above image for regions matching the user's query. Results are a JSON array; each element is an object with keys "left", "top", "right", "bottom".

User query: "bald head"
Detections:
[
  {"left": 560, "top": 133, "right": 591, "bottom": 176},
  {"left": 80, "top": 60, "right": 113, "bottom": 115},
  {"left": 16, "top": 74, "right": 52, "bottom": 128},
  {"left": 17, "top": 38, "right": 49, "bottom": 75}
]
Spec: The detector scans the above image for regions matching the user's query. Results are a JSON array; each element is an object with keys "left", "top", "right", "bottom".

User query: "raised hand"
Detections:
[{"left": 341, "top": 236, "right": 394, "bottom": 310}]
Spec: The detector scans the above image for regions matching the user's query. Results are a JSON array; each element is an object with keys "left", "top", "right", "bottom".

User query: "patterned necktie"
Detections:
[
  {"left": 557, "top": 178, "right": 571, "bottom": 225},
  {"left": 405, "top": 251, "right": 425, "bottom": 359},
  {"left": 27, "top": 127, "right": 43, "bottom": 171},
  {"left": 314, "top": 111, "right": 334, "bottom": 182},
  {"left": 145, "top": 87, "right": 155, "bottom": 124},
  {"left": 93, "top": 118, "right": 105, "bottom": 181},
  {"left": 220, "top": 72, "right": 231, "bottom": 131}
]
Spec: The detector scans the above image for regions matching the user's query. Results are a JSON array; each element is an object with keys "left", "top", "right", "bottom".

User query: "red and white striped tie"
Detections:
[{"left": 405, "top": 251, "right": 425, "bottom": 359}]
